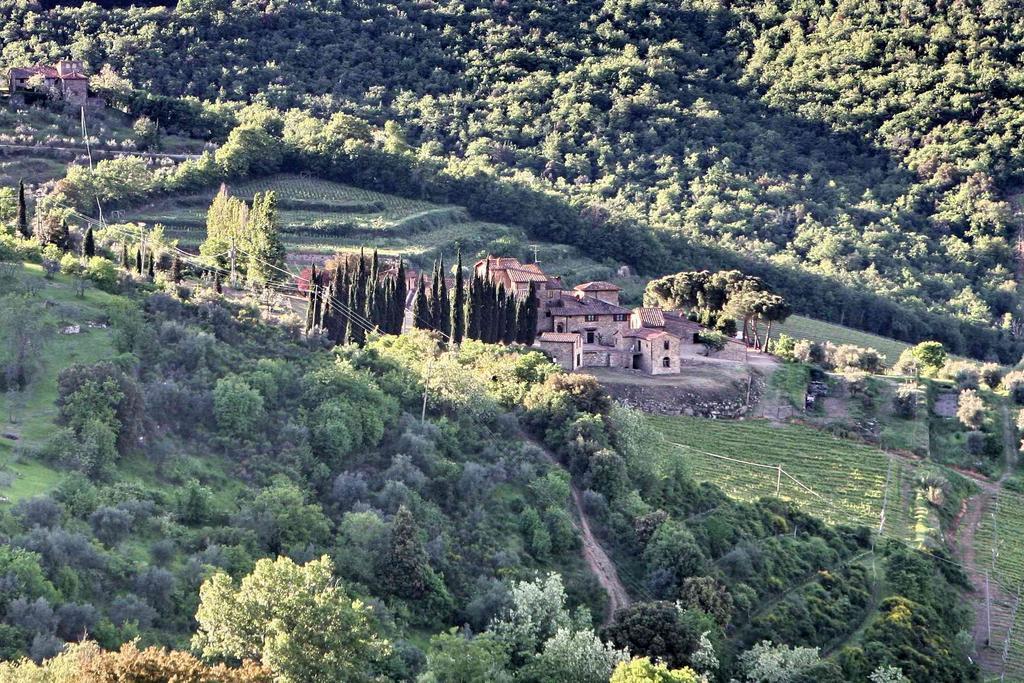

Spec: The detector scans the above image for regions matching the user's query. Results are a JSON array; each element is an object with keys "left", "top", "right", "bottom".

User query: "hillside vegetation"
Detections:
[{"left": 4, "top": 0, "right": 1024, "bottom": 361}]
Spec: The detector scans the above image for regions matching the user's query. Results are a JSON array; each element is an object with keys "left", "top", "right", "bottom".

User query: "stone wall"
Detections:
[{"left": 603, "top": 373, "right": 764, "bottom": 419}]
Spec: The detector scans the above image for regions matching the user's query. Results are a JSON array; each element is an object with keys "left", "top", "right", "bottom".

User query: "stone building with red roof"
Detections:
[{"left": 8, "top": 59, "right": 95, "bottom": 106}]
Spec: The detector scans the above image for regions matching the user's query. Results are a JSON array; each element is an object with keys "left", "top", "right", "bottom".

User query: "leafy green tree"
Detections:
[
  {"left": 213, "top": 375, "right": 265, "bottom": 441},
  {"left": 246, "top": 191, "right": 285, "bottom": 285},
  {"left": 609, "top": 658, "right": 700, "bottom": 683},
  {"left": 910, "top": 341, "right": 947, "bottom": 377},
  {"left": 420, "top": 630, "right": 511, "bottom": 683},
  {"left": 238, "top": 478, "right": 331, "bottom": 554},
  {"left": 193, "top": 555, "right": 388, "bottom": 683},
  {"left": 738, "top": 640, "right": 821, "bottom": 683},
  {"left": 215, "top": 125, "right": 283, "bottom": 178}
]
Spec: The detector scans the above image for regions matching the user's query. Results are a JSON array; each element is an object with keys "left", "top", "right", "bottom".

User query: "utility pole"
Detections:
[
  {"left": 775, "top": 464, "right": 782, "bottom": 497},
  {"left": 421, "top": 356, "right": 434, "bottom": 423},
  {"left": 229, "top": 236, "right": 237, "bottom": 289},
  {"left": 986, "top": 570, "right": 992, "bottom": 647}
]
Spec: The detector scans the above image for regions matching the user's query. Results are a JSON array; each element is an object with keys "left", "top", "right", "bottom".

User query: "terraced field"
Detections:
[
  {"left": 974, "top": 489, "right": 1024, "bottom": 679},
  {"left": 117, "top": 174, "right": 632, "bottom": 283},
  {"left": 648, "top": 415, "right": 926, "bottom": 542}
]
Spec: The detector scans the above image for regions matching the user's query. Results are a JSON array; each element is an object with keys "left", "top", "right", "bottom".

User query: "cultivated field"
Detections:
[
  {"left": 647, "top": 415, "right": 927, "bottom": 542},
  {"left": 119, "top": 174, "right": 633, "bottom": 284},
  {"left": 974, "top": 489, "right": 1024, "bottom": 679}
]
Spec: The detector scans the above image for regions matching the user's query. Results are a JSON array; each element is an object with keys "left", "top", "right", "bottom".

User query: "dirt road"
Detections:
[{"left": 522, "top": 430, "right": 631, "bottom": 624}]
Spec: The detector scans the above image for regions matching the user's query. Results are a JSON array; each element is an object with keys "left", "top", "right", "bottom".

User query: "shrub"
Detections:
[
  {"left": 1001, "top": 371, "right": 1024, "bottom": 405},
  {"left": 84, "top": 257, "right": 118, "bottom": 292},
  {"left": 893, "top": 385, "right": 918, "bottom": 419},
  {"left": 213, "top": 375, "right": 265, "bottom": 441},
  {"left": 941, "top": 360, "right": 981, "bottom": 390},
  {"left": 956, "top": 389, "right": 985, "bottom": 430}
]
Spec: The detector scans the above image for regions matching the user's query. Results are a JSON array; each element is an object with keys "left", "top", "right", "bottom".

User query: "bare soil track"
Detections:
[{"left": 522, "top": 430, "right": 631, "bottom": 624}]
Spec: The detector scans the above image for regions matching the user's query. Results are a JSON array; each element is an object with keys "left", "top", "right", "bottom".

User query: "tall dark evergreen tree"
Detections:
[
  {"left": 120, "top": 242, "right": 128, "bottom": 269},
  {"left": 393, "top": 259, "right": 407, "bottom": 334},
  {"left": 354, "top": 249, "right": 368, "bottom": 333},
  {"left": 437, "top": 255, "right": 450, "bottom": 339},
  {"left": 305, "top": 264, "right": 318, "bottom": 334},
  {"left": 428, "top": 260, "right": 442, "bottom": 332},
  {"left": 490, "top": 284, "right": 506, "bottom": 343},
  {"left": 147, "top": 250, "right": 155, "bottom": 279},
  {"left": 337, "top": 262, "right": 351, "bottom": 343},
  {"left": 305, "top": 264, "right": 319, "bottom": 332},
  {"left": 16, "top": 179, "right": 29, "bottom": 239},
  {"left": 82, "top": 226, "right": 95, "bottom": 258},
  {"left": 519, "top": 281, "right": 539, "bottom": 345},
  {"left": 450, "top": 248, "right": 465, "bottom": 344},
  {"left": 171, "top": 255, "right": 182, "bottom": 283},
  {"left": 502, "top": 293, "right": 517, "bottom": 344},
  {"left": 413, "top": 275, "right": 431, "bottom": 330},
  {"left": 214, "top": 270, "right": 223, "bottom": 294},
  {"left": 378, "top": 505, "right": 430, "bottom": 599},
  {"left": 367, "top": 249, "right": 380, "bottom": 327},
  {"left": 466, "top": 274, "right": 481, "bottom": 340},
  {"left": 135, "top": 248, "right": 143, "bottom": 274}
]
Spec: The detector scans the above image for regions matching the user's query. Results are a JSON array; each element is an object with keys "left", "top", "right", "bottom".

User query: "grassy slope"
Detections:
[
  {"left": 767, "top": 314, "right": 912, "bottom": 366},
  {"left": 0, "top": 263, "right": 119, "bottom": 502}
]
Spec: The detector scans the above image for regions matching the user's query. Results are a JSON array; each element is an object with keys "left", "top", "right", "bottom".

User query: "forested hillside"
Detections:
[{"left": 3, "top": 0, "right": 1023, "bottom": 361}]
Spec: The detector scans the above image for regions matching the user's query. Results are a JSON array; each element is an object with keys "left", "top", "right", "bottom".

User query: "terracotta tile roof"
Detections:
[
  {"left": 538, "top": 332, "right": 581, "bottom": 344},
  {"left": 506, "top": 267, "right": 549, "bottom": 284},
  {"left": 545, "top": 294, "right": 629, "bottom": 316},
  {"left": 10, "top": 66, "right": 58, "bottom": 78},
  {"left": 574, "top": 281, "right": 621, "bottom": 292},
  {"left": 546, "top": 277, "right": 564, "bottom": 290},
  {"left": 633, "top": 307, "right": 665, "bottom": 328}
]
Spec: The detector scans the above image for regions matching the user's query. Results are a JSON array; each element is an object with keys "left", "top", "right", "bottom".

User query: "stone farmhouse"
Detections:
[
  {"left": 7, "top": 59, "right": 102, "bottom": 107},
  {"left": 476, "top": 256, "right": 745, "bottom": 375}
]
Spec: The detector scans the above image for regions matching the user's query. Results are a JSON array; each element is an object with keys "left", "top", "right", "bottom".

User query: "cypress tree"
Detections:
[
  {"left": 381, "top": 276, "right": 395, "bottom": 333},
  {"left": 378, "top": 505, "right": 430, "bottom": 599},
  {"left": 492, "top": 284, "right": 508, "bottom": 343},
  {"left": 367, "top": 249, "right": 380, "bottom": 326},
  {"left": 393, "top": 259, "right": 407, "bottom": 334},
  {"left": 450, "top": 248, "right": 465, "bottom": 344},
  {"left": 304, "top": 265, "right": 317, "bottom": 334},
  {"left": 147, "top": 250, "right": 155, "bottom": 279},
  {"left": 214, "top": 270, "right": 222, "bottom": 294},
  {"left": 349, "top": 259, "right": 366, "bottom": 346},
  {"left": 466, "top": 274, "right": 481, "bottom": 340},
  {"left": 16, "top": 179, "right": 29, "bottom": 239},
  {"left": 120, "top": 242, "right": 128, "bottom": 269},
  {"left": 354, "top": 249, "right": 367, "bottom": 329},
  {"left": 337, "top": 262, "right": 350, "bottom": 343},
  {"left": 502, "top": 293, "right": 517, "bottom": 344},
  {"left": 413, "top": 275, "right": 431, "bottom": 329},
  {"left": 171, "top": 255, "right": 182, "bottom": 283},
  {"left": 83, "top": 226, "right": 95, "bottom": 258},
  {"left": 135, "top": 247, "right": 143, "bottom": 274},
  {"left": 522, "top": 281, "right": 539, "bottom": 345},
  {"left": 428, "top": 260, "right": 442, "bottom": 332},
  {"left": 437, "top": 255, "right": 450, "bottom": 339},
  {"left": 306, "top": 265, "right": 319, "bottom": 332}
]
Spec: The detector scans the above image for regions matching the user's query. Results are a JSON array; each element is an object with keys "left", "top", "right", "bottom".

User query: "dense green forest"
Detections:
[{"left": 3, "top": 0, "right": 1024, "bottom": 361}]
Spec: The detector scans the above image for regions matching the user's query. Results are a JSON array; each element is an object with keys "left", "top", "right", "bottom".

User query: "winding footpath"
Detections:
[{"left": 521, "top": 430, "right": 631, "bottom": 624}]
